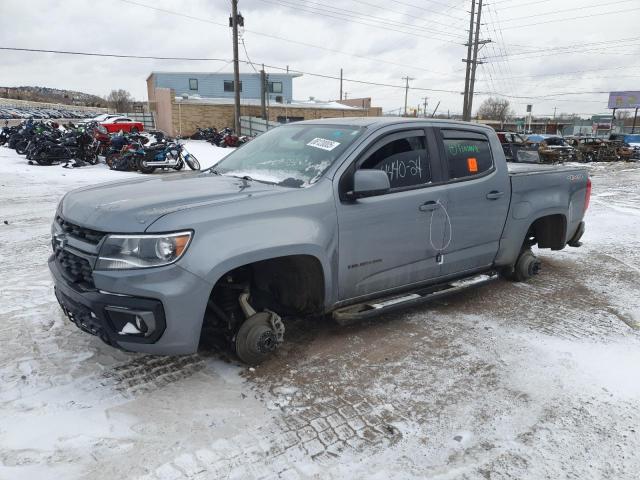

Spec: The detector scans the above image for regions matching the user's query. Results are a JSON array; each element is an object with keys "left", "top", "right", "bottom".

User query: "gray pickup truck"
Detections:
[{"left": 50, "top": 118, "right": 590, "bottom": 364}]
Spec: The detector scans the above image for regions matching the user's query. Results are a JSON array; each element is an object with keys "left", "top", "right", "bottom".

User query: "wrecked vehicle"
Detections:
[
  {"left": 531, "top": 136, "right": 579, "bottom": 163},
  {"left": 571, "top": 137, "right": 627, "bottom": 162},
  {"left": 496, "top": 131, "right": 540, "bottom": 163},
  {"left": 609, "top": 133, "right": 640, "bottom": 160},
  {"left": 569, "top": 137, "right": 607, "bottom": 162},
  {"left": 49, "top": 118, "right": 590, "bottom": 364}
]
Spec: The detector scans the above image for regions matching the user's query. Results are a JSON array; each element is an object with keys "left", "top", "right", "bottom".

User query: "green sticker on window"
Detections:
[{"left": 448, "top": 144, "right": 479, "bottom": 156}]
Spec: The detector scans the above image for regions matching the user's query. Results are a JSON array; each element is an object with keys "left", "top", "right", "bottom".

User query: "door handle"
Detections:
[
  {"left": 486, "top": 191, "right": 504, "bottom": 200},
  {"left": 419, "top": 201, "right": 438, "bottom": 212}
]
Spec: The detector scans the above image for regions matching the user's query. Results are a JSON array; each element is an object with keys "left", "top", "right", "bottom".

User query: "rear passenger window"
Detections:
[
  {"left": 360, "top": 135, "right": 431, "bottom": 189},
  {"left": 443, "top": 138, "right": 493, "bottom": 180}
]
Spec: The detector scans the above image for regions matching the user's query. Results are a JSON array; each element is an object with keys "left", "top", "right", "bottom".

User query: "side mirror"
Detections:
[{"left": 351, "top": 169, "right": 390, "bottom": 198}]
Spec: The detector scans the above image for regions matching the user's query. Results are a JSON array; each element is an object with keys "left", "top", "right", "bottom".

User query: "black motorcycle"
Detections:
[
  {"left": 31, "top": 129, "right": 98, "bottom": 166},
  {"left": 190, "top": 126, "right": 217, "bottom": 141}
]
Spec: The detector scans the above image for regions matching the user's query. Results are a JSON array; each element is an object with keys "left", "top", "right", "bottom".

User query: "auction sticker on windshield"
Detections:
[{"left": 307, "top": 138, "right": 341, "bottom": 151}]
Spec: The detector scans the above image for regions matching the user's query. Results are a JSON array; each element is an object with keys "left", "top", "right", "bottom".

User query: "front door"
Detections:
[{"left": 335, "top": 128, "right": 448, "bottom": 301}]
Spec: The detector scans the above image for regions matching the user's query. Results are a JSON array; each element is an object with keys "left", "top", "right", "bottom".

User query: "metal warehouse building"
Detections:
[{"left": 147, "top": 71, "right": 299, "bottom": 104}]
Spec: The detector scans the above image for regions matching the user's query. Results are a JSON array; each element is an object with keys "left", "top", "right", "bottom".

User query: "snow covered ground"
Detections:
[{"left": 1, "top": 146, "right": 639, "bottom": 479}]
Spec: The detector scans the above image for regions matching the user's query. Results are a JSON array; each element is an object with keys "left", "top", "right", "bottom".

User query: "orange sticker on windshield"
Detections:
[{"left": 467, "top": 157, "right": 478, "bottom": 173}]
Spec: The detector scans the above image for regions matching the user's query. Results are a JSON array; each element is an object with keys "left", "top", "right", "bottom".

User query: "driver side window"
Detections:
[{"left": 359, "top": 134, "right": 431, "bottom": 190}]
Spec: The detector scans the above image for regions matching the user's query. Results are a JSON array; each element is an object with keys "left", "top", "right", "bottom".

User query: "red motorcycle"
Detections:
[{"left": 212, "top": 127, "right": 251, "bottom": 148}]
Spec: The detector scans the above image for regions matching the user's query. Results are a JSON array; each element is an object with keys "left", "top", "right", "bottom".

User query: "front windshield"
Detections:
[
  {"left": 213, "top": 124, "right": 364, "bottom": 187},
  {"left": 624, "top": 135, "right": 640, "bottom": 143}
]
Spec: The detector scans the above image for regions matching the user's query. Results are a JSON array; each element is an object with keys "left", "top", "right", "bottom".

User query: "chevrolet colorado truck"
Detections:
[{"left": 49, "top": 118, "right": 590, "bottom": 364}]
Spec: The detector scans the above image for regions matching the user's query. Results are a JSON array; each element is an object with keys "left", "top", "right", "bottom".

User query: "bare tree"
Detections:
[
  {"left": 106, "top": 89, "right": 133, "bottom": 113},
  {"left": 477, "top": 97, "right": 513, "bottom": 127}
]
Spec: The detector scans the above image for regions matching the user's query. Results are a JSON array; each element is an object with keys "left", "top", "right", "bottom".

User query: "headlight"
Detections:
[{"left": 95, "top": 231, "right": 192, "bottom": 270}]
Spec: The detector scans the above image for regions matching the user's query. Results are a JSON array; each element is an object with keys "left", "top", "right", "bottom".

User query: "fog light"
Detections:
[{"left": 105, "top": 307, "right": 157, "bottom": 337}]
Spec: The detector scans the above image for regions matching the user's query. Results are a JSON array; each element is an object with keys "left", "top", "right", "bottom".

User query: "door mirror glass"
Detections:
[{"left": 352, "top": 169, "right": 390, "bottom": 198}]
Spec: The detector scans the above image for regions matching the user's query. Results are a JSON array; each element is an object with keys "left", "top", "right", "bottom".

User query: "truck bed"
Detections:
[{"left": 507, "top": 162, "right": 587, "bottom": 176}]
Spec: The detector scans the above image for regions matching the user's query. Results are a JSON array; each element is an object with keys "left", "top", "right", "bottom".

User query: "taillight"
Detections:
[{"left": 585, "top": 177, "right": 591, "bottom": 211}]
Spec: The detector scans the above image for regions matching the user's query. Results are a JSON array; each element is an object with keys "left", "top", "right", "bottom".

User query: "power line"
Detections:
[
  {"left": 484, "top": 43, "right": 640, "bottom": 62},
  {"left": 483, "top": 65, "right": 640, "bottom": 80},
  {"left": 0, "top": 45, "right": 462, "bottom": 94},
  {"left": 239, "top": 34, "right": 259, "bottom": 74},
  {"left": 277, "top": 0, "right": 467, "bottom": 36},
  {"left": 492, "top": 35, "right": 640, "bottom": 57},
  {"left": 254, "top": 0, "right": 465, "bottom": 42},
  {"left": 347, "top": 0, "right": 467, "bottom": 30},
  {"left": 119, "top": 0, "right": 455, "bottom": 76},
  {"left": 10, "top": 43, "right": 615, "bottom": 102},
  {"left": 0, "top": 46, "right": 229, "bottom": 62},
  {"left": 485, "top": 37, "right": 640, "bottom": 59},
  {"left": 490, "top": 0, "right": 554, "bottom": 8},
  {"left": 499, "top": 6, "right": 640, "bottom": 29},
  {"left": 494, "top": 0, "right": 637, "bottom": 23}
]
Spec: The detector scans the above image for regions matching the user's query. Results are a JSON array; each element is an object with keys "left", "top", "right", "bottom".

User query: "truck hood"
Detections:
[{"left": 61, "top": 172, "right": 288, "bottom": 232}]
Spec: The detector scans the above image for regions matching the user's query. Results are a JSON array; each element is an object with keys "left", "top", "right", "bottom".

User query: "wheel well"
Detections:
[
  {"left": 526, "top": 214, "right": 567, "bottom": 250},
  {"left": 204, "top": 255, "right": 325, "bottom": 334}
]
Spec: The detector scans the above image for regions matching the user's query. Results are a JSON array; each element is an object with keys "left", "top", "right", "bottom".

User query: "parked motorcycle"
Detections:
[
  {"left": 105, "top": 133, "right": 148, "bottom": 171},
  {"left": 137, "top": 140, "right": 201, "bottom": 174},
  {"left": 0, "top": 122, "right": 19, "bottom": 146},
  {"left": 207, "top": 127, "right": 250, "bottom": 148},
  {"left": 190, "top": 127, "right": 218, "bottom": 141}
]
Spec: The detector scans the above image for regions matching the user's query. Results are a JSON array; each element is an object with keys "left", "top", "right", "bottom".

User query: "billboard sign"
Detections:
[{"left": 608, "top": 91, "right": 640, "bottom": 109}]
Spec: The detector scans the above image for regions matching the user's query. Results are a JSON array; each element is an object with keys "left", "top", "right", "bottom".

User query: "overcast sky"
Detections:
[{"left": 1, "top": 0, "right": 639, "bottom": 117}]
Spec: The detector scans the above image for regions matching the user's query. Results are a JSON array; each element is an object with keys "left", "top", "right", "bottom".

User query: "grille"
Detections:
[
  {"left": 56, "top": 216, "right": 105, "bottom": 244},
  {"left": 55, "top": 248, "right": 95, "bottom": 289}
]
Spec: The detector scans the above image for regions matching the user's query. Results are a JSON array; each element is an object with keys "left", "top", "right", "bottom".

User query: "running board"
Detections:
[{"left": 332, "top": 272, "right": 498, "bottom": 326}]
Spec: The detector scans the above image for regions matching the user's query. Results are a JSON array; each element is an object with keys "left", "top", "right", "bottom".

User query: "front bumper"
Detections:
[{"left": 49, "top": 254, "right": 213, "bottom": 355}]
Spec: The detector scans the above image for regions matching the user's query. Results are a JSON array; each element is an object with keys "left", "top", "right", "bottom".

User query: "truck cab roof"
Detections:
[{"left": 290, "top": 116, "right": 495, "bottom": 133}]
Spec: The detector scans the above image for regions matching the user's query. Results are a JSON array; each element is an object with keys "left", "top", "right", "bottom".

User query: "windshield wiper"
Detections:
[{"left": 223, "top": 173, "right": 277, "bottom": 185}]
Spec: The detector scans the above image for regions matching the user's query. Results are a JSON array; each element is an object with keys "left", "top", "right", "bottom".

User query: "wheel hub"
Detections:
[{"left": 256, "top": 330, "right": 277, "bottom": 353}]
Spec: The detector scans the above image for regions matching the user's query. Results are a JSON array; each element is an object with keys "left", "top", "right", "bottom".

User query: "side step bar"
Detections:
[{"left": 333, "top": 272, "right": 498, "bottom": 326}]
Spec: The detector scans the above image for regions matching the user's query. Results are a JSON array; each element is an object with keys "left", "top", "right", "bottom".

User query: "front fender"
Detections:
[{"left": 147, "top": 181, "right": 339, "bottom": 308}]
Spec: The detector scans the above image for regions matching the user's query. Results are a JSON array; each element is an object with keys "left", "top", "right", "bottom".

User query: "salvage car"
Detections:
[
  {"left": 49, "top": 118, "right": 590, "bottom": 364},
  {"left": 533, "top": 136, "right": 579, "bottom": 163},
  {"left": 100, "top": 116, "right": 144, "bottom": 134},
  {"left": 496, "top": 131, "right": 540, "bottom": 163},
  {"left": 609, "top": 133, "right": 640, "bottom": 160},
  {"left": 568, "top": 137, "right": 607, "bottom": 162}
]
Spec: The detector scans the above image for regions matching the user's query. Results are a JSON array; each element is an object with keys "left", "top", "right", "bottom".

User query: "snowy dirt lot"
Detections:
[{"left": 1, "top": 144, "right": 639, "bottom": 480}]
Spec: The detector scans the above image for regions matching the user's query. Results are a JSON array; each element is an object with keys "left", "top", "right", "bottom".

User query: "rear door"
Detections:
[
  {"left": 435, "top": 128, "right": 511, "bottom": 276},
  {"left": 335, "top": 127, "right": 448, "bottom": 300}
]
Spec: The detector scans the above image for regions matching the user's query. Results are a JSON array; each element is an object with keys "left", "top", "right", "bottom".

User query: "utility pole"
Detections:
[
  {"left": 421, "top": 96, "right": 429, "bottom": 118},
  {"left": 260, "top": 67, "right": 267, "bottom": 120},
  {"left": 462, "top": 0, "right": 489, "bottom": 121},
  {"left": 431, "top": 101, "right": 441, "bottom": 118},
  {"left": 462, "top": 0, "right": 476, "bottom": 120},
  {"left": 231, "top": 0, "right": 241, "bottom": 133},
  {"left": 339, "top": 68, "right": 343, "bottom": 102},
  {"left": 403, "top": 76, "right": 414, "bottom": 116},
  {"left": 467, "top": 0, "right": 484, "bottom": 122}
]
